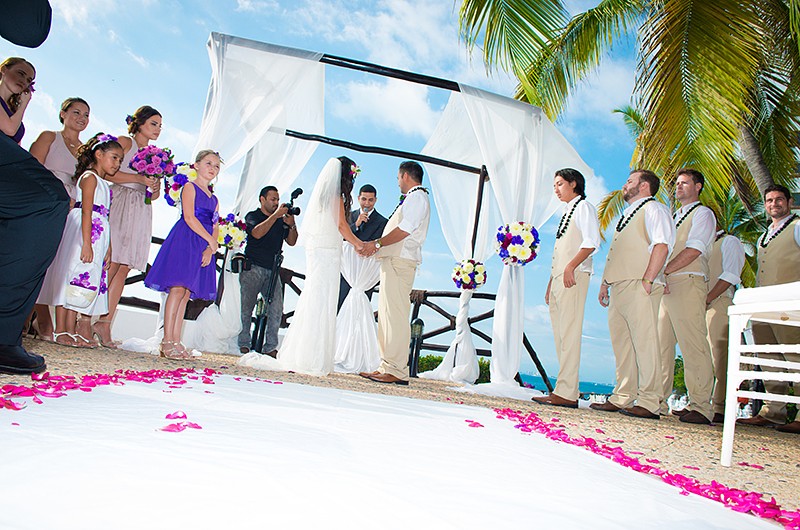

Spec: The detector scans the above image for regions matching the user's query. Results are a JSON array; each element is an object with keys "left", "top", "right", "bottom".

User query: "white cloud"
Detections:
[
  {"left": 51, "top": 0, "right": 109, "bottom": 28},
  {"left": 331, "top": 78, "right": 441, "bottom": 138},
  {"left": 523, "top": 304, "right": 551, "bottom": 327},
  {"left": 236, "top": 0, "right": 278, "bottom": 12},
  {"left": 125, "top": 50, "right": 150, "bottom": 69}
]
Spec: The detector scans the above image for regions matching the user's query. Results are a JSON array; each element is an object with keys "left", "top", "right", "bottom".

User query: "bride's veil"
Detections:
[{"left": 298, "top": 158, "right": 342, "bottom": 249}]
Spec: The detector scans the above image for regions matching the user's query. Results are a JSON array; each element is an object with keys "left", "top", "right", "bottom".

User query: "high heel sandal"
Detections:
[
  {"left": 91, "top": 318, "right": 120, "bottom": 349},
  {"left": 74, "top": 316, "right": 98, "bottom": 349},
  {"left": 159, "top": 341, "right": 192, "bottom": 360},
  {"left": 53, "top": 332, "right": 80, "bottom": 348}
]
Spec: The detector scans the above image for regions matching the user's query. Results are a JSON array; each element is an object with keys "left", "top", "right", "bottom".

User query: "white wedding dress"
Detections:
[{"left": 239, "top": 158, "right": 343, "bottom": 375}]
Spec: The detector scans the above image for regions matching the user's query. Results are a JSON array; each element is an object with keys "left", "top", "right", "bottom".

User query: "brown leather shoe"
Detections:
[
  {"left": 679, "top": 410, "right": 711, "bottom": 424},
  {"left": 239, "top": 346, "right": 250, "bottom": 354},
  {"left": 368, "top": 373, "right": 409, "bottom": 386},
  {"left": 712, "top": 413, "right": 725, "bottom": 424},
  {"left": 620, "top": 406, "right": 659, "bottom": 420},
  {"left": 776, "top": 421, "right": 800, "bottom": 434},
  {"left": 589, "top": 401, "right": 621, "bottom": 412},
  {"left": 263, "top": 350, "right": 278, "bottom": 359},
  {"left": 534, "top": 393, "right": 578, "bottom": 409},
  {"left": 671, "top": 408, "right": 690, "bottom": 417},
  {"left": 359, "top": 371, "right": 380, "bottom": 379},
  {"left": 737, "top": 415, "right": 780, "bottom": 427}
]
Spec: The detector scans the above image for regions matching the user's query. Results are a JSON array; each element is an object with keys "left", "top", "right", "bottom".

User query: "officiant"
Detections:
[
  {"left": 337, "top": 184, "right": 387, "bottom": 310},
  {"left": 238, "top": 186, "right": 298, "bottom": 356}
]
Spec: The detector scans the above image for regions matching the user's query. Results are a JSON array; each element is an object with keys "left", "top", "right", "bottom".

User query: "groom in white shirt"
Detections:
[{"left": 359, "top": 161, "right": 430, "bottom": 385}]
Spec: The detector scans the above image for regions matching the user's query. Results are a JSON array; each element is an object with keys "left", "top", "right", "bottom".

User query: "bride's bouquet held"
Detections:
[{"left": 128, "top": 145, "right": 176, "bottom": 204}]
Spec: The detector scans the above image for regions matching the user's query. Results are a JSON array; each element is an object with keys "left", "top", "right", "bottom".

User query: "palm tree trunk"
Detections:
[{"left": 739, "top": 125, "right": 774, "bottom": 196}]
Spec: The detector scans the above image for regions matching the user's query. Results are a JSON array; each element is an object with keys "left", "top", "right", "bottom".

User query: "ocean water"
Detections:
[{"left": 519, "top": 374, "right": 614, "bottom": 396}]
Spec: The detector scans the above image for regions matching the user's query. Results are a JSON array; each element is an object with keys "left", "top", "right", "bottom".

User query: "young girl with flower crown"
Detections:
[
  {"left": 38, "top": 134, "right": 123, "bottom": 347},
  {"left": 144, "top": 150, "right": 220, "bottom": 359}
]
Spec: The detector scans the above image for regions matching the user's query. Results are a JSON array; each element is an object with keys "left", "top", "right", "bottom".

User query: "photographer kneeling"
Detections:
[{"left": 238, "top": 186, "right": 298, "bottom": 355}]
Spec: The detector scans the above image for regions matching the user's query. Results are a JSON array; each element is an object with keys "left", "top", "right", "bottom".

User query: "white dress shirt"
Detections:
[
  {"left": 623, "top": 196, "right": 675, "bottom": 254},
  {"left": 562, "top": 196, "right": 601, "bottom": 274},
  {"left": 716, "top": 232, "right": 745, "bottom": 298},
  {"left": 670, "top": 201, "right": 716, "bottom": 279},
  {"left": 396, "top": 186, "right": 430, "bottom": 263}
]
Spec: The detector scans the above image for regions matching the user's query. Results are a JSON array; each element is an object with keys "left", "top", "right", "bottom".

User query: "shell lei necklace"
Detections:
[
  {"left": 556, "top": 197, "right": 584, "bottom": 239},
  {"left": 674, "top": 202, "right": 702, "bottom": 228},
  {"left": 760, "top": 213, "right": 797, "bottom": 248},
  {"left": 615, "top": 196, "right": 655, "bottom": 232},
  {"left": 391, "top": 186, "right": 428, "bottom": 217}
]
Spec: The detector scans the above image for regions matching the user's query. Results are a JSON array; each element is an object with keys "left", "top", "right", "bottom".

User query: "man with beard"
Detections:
[
  {"left": 238, "top": 186, "right": 298, "bottom": 356},
  {"left": 593, "top": 170, "right": 675, "bottom": 420}
]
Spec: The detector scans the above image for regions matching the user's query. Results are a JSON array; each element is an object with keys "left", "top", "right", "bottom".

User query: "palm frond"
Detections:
[
  {"left": 458, "top": 0, "right": 569, "bottom": 81},
  {"left": 637, "top": 1, "right": 763, "bottom": 201},
  {"left": 515, "top": 0, "right": 647, "bottom": 118}
]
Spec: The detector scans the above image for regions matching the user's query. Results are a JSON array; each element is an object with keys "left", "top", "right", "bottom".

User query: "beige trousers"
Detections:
[
  {"left": 751, "top": 322, "right": 800, "bottom": 423},
  {"left": 377, "top": 257, "right": 417, "bottom": 380},
  {"left": 658, "top": 274, "right": 714, "bottom": 420},
  {"left": 549, "top": 271, "right": 590, "bottom": 401},
  {"left": 706, "top": 295, "right": 733, "bottom": 415},
  {"left": 607, "top": 279, "right": 664, "bottom": 414}
]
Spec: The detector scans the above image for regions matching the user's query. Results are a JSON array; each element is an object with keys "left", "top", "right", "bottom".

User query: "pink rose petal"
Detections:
[
  {"left": 165, "top": 411, "right": 187, "bottom": 420},
  {"left": 160, "top": 423, "right": 187, "bottom": 432}
]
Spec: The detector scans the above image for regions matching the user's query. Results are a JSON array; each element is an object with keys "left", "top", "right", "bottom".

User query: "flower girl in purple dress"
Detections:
[
  {"left": 145, "top": 150, "right": 220, "bottom": 359},
  {"left": 38, "top": 133, "right": 122, "bottom": 347}
]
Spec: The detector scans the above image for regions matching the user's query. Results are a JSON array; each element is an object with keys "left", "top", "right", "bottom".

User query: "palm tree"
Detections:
[{"left": 458, "top": 0, "right": 800, "bottom": 198}]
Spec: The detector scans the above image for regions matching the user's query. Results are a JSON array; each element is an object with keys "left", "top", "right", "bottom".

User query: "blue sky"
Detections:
[{"left": 5, "top": 0, "right": 641, "bottom": 384}]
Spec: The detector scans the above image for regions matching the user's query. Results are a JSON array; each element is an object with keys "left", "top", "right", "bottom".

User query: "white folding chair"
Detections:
[{"left": 721, "top": 285, "right": 800, "bottom": 466}]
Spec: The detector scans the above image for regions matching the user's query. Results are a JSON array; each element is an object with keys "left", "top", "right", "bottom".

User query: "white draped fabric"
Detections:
[
  {"left": 418, "top": 93, "right": 501, "bottom": 383},
  {"left": 334, "top": 242, "right": 382, "bottom": 374},
  {"left": 422, "top": 85, "right": 595, "bottom": 391},
  {"left": 194, "top": 32, "right": 325, "bottom": 214},
  {"left": 177, "top": 33, "right": 325, "bottom": 353},
  {"left": 458, "top": 85, "right": 595, "bottom": 387}
]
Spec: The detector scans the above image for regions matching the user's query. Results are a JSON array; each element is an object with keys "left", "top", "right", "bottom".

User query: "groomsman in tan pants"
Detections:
[
  {"left": 738, "top": 184, "right": 800, "bottom": 433},
  {"left": 535, "top": 168, "right": 599, "bottom": 408},
  {"left": 658, "top": 169, "right": 716, "bottom": 424},
  {"left": 359, "top": 161, "right": 430, "bottom": 385},
  {"left": 704, "top": 228, "right": 745, "bottom": 424},
  {"left": 593, "top": 170, "right": 674, "bottom": 419}
]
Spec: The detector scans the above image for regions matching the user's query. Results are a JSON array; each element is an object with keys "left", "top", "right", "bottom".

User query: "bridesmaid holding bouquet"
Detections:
[
  {"left": 144, "top": 150, "right": 221, "bottom": 359},
  {"left": 94, "top": 105, "right": 163, "bottom": 347}
]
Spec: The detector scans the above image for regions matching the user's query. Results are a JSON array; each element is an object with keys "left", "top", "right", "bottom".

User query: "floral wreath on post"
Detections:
[
  {"left": 495, "top": 222, "right": 540, "bottom": 266},
  {"left": 218, "top": 213, "right": 247, "bottom": 250},
  {"left": 452, "top": 259, "right": 487, "bottom": 290}
]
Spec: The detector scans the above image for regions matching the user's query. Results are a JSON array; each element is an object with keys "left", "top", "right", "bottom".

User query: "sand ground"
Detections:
[{"left": 3, "top": 337, "right": 798, "bottom": 513}]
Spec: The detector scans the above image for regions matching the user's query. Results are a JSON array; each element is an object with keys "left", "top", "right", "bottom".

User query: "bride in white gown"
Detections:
[{"left": 239, "top": 156, "right": 364, "bottom": 375}]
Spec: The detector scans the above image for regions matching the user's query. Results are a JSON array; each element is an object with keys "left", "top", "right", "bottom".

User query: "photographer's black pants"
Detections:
[{"left": 0, "top": 136, "right": 69, "bottom": 345}]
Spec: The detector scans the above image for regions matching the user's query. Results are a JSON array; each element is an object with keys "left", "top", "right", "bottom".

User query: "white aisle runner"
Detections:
[{"left": 0, "top": 374, "right": 776, "bottom": 530}]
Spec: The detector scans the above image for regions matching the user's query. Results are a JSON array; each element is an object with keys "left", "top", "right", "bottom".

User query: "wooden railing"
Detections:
[{"left": 118, "top": 237, "right": 552, "bottom": 390}]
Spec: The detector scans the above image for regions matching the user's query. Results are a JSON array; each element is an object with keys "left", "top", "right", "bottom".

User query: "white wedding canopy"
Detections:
[
  {"left": 421, "top": 87, "right": 595, "bottom": 391},
  {"left": 195, "top": 33, "right": 325, "bottom": 215},
  {"left": 191, "top": 33, "right": 597, "bottom": 389}
]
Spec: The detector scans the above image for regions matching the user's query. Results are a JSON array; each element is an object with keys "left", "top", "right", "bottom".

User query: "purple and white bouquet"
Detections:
[
  {"left": 495, "top": 222, "right": 540, "bottom": 266},
  {"left": 164, "top": 162, "right": 195, "bottom": 207},
  {"left": 451, "top": 259, "right": 487, "bottom": 290},
  {"left": 218, "top": 213, "right": 247, "bottom": 250},
  {"left": 128, "top": 145, "right": 176, "bottom": 204}
]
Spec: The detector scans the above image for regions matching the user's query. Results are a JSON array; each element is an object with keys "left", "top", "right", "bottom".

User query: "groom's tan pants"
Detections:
[{"left": 377, "top": 257, "right": 417, "bottom": 380}]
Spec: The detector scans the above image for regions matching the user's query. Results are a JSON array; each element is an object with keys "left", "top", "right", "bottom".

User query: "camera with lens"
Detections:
[{"left": 283, "top": 187, "right": 303, "bottom": 216}]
